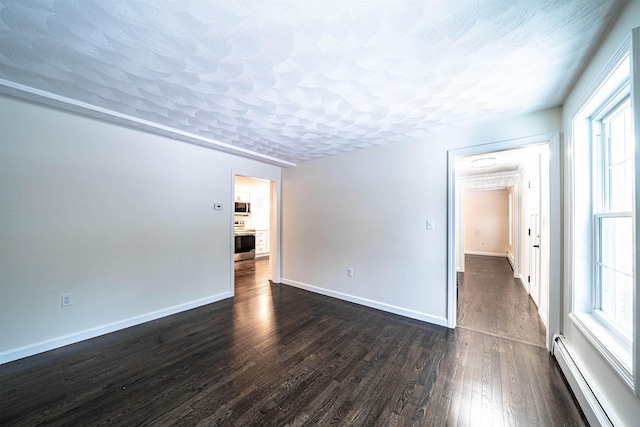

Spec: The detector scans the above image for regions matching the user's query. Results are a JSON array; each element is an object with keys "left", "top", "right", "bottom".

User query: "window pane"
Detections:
[
  {"left": 601, "top": 216, "right": 633, "bottom": 273},
  {"left": 599, "top": 267, "right": 633, "bottom": 335},
  {"left": 608, "top": 107, "right": 628, "bottom": 164},
  {"left": 599, "top": 216, "right": 633, "bottom": 335},
  {"left": 603, "top": 100, "right": 633, "bottom": 213},
  {"left": 609, "top": 161, "right": 632, "bottom": 211}
]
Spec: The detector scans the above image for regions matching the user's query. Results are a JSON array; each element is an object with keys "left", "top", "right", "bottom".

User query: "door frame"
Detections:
[
  {"left": 231, "top": 170, "right": 281, "bottom": 295},
  {"left": 447, "top": 132, "right": 562, "bottom": 351}
]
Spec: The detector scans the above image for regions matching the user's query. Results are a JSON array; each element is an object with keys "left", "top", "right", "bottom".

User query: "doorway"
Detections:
[
  {"left": 447, "top": 133, "right": 561, "bottom": 350},
  {"left": 231, "top": 172, "right": 281, "bottom": 295}
]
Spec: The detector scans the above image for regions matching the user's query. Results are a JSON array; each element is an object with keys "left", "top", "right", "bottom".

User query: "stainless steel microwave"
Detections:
[{"left": 234, "top": 201, "right": 250, "bottom": 215}]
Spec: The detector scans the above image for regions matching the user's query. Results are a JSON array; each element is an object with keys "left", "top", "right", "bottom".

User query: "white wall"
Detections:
[
  {"left": 538, "top": 147, "right": 550, "bottom": 326},
  {"left": 282, "top": 107, "right": 561, "bottom": 326},
  {"left": 0, "top": 95, "right": 280, "bottom": 362},
  {"left": 463, "top": 189, "right": 510, "bottom": 256},
  {"left": 561, "top": 0, "right": 640, "bottom": 423}
]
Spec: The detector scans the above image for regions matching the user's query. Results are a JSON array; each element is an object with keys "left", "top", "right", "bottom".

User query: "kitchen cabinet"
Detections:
[
  {"left": 235, "top": 191, "right": 249, "bottom": 202},
  {"left": 255, "top": 229, "right": 269, "bottom": 257}
]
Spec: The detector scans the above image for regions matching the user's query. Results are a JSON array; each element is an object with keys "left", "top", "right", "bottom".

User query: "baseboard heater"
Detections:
[{"left": 552, "top": 334, "right": 614, "bottom": 427}]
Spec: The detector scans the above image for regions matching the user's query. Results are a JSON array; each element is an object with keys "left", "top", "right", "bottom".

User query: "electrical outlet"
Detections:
[
  {"left": 347, "top": 268, "right": 354, "bottom": 278},
  {"left": 61, "top": 293, "right": 73, "bottom": 307}
]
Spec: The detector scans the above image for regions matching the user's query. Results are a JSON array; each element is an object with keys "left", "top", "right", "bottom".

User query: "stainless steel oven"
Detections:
[{"left": 234, "top": 231, "right": 255, "bottom": 261}]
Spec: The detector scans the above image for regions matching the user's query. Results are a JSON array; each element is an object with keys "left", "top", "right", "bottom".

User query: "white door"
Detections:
[
  {"left": 527, "top": 159, "right": 541, "bottom": 308},
  {"left": 529, "top": 212, "right": 540, "bottom": 307}
]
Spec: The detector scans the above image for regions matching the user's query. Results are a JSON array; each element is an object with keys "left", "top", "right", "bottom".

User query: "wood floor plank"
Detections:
[
  {"left": 457, "top": 255, "right": 546, "bottom": 348},
  {"left": 0, "top": 257, "right": 586, "bottom": 426}
]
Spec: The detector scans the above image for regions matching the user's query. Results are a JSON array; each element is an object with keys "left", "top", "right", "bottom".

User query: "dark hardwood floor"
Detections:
[
  {"left": 0, "top": 257, "right": 585, "bottom": 426},
  {"left": 457, "top": 255, "right": 547, "bottom": 347}
]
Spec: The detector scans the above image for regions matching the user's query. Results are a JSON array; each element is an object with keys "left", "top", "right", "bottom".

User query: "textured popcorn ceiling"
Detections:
[{"left": 0, "top": 0, "right": 625, "bottom": 165}]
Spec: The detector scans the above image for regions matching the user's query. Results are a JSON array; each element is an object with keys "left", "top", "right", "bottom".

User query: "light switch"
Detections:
[
  {"left": 426, "top": 219, "right": 434, "bottom": 230},
  {"left": 214, "top": 203, "right": 223, "bottom": 210}
]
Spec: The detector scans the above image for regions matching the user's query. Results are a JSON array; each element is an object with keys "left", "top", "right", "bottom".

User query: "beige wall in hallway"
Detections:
[{"left": 464, "top": 189, "right": 510, "bottom": 256}]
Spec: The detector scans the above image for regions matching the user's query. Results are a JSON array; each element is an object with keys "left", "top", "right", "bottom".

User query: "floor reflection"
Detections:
[{"left": 232, "top": 258, "right": 280, "bottom": 361}]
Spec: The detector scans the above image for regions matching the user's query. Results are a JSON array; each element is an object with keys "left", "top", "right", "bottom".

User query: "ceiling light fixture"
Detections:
[{"left": 470, "top": 157, "right": 497, "bottom": 168}]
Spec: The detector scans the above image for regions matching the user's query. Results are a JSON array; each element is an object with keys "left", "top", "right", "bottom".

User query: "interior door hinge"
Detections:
[
  {"left": 527, "top": 276, "right": 531, "bottom": 283},
  {"left": 528, "top": 228, "right": 531, "bottom": 235}
]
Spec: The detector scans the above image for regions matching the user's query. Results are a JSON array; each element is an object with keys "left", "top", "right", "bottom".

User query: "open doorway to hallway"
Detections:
[{"left": 447, "top": 134, "right": 561, "bottom": 350}]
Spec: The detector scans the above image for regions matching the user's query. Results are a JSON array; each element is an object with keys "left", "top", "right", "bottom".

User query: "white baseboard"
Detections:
[
  {"left": 552, "top": 336, "right": 616, "bottom": 427},
  {"left": 464, "top": 250, "right": 507, "bottom": 257},
  {"left": 517, "top": 273, "right": 529, "bottom": 292},
  {"left": 506, "top": 251, "right": 515, "bottom": 269},
  {"left": 538, "top": 307, "right": 548, "bottom": 328},
  {"left": 0, "top": 291, "right": 233, "bottom": 365},
  {"left": 281, "top": 278, "right": 448, "bottom": 327}
]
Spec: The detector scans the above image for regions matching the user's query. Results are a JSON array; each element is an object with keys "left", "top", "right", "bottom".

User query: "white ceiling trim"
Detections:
[
  {"left": 459, "top": 170, "right": 522, "bottom": 182},
  {"left": 0, "top": 79, "right": 296, "bottom": 167}
]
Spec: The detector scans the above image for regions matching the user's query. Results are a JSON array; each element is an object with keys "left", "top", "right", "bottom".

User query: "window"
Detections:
[
  {"left": 593, "top": 97, "right": 634, "bottom": 342},
  {"left": 570, "top": 30, "right": 638, "bottom": 393}
]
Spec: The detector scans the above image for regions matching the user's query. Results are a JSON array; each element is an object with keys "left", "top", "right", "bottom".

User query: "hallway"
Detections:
[{"left": 457, "top": 254, "right": 546, "bottom": 347}]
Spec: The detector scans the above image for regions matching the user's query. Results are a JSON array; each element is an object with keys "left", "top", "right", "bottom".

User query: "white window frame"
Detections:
[
  {"left": 593, "top": 213, "right": 633, "bottom": 342},
  {"left": 569, "top": 29, "right": 639, "bottom": 395},
  {"left": 592, "top": 94, "right": 634, "bottom": 344}
]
